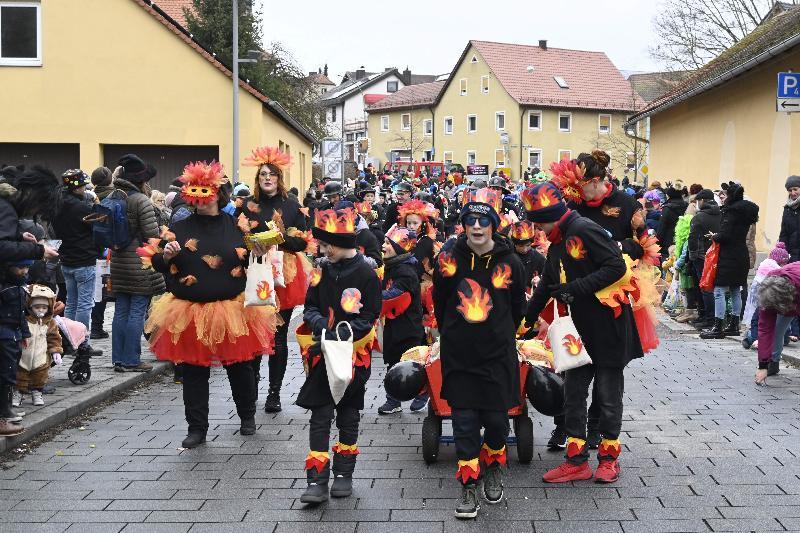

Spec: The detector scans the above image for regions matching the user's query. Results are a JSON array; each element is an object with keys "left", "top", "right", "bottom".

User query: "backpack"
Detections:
[{"left": 85, "top": 189, "right": 131, "bottom": 251}]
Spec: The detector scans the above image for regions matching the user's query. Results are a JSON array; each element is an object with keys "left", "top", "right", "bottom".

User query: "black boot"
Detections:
[
  {"left": 330, "top": 452, "right": 357, "bottom": 498},
  {"left": 181, "top": 431, "right": 206, "bottom": 448},
  {"left": 264, "top": 385, "right": 282, "bottom": 413},
  {"left": 77, "top": 342, "right": 103, "bottom": 357},
  {"left": 300, "top": 462, "right": 330, "bottom": 504},
  {"left": 723, "top": 316, "right": 740, "bottom": 336},
  {"left": 0, "top": 385, "right": 23, "bottom": 423},
  {"left": 240, "top": 416, "right": 256, "bottom": 436},
  {"left": 768, "top": 360, "right": 781, "bottom": 376},
  {"left": 700, "top": 318, "right": 726, "bottom": 339}
]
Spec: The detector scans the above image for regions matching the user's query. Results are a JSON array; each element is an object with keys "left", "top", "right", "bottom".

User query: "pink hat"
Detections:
[{"left": 770, "top": 242, "right": 791, "bottom": 266}]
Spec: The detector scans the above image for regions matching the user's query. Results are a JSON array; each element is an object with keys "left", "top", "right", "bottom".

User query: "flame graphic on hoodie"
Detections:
[
  {"left": 341, "top": 288, "right": 363, "bottom": 314},
  {"left": 309, "top": 267, "right": 322, "bottom": 287},
  {"left": 565, "top": 236, "right": 587, "bottom": 261},
  {"left": 562, "top": 334, "right": 583, "bottom": 356},
  {"left": 456, "top": 278, "right": 493, "bottom": 323},
  {"left": 438, "top": 252, "right": 457, "bottom": 277},
  {"left": 491, "top": 263, "right": 512, "bottom": 289}
]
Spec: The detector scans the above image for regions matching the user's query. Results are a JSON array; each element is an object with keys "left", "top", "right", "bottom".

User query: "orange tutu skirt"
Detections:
[
  {"left": 276, "top": 252, "right": 311, "bottom": 310},
  {"left": 631, "top": 263, "right": 661, "bottom": 353},
  {"left": 145, "top": 293, "right": 279, "bottom": 367}
]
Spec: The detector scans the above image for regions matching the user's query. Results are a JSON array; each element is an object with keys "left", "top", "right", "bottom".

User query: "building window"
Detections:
[
  {"left": 444, "top": 151, "right": 454, "bottom": 167},
  {"left": 599, "top": 114, "right": 611, "bottom": 134},
  {"left": 558, "top": 112, "right": 571, "bottom": 132},
  {"left": 460, "top": 78, "right": 468, "bottom": 96},
  {"left": 0, "top": 2, "right": 42, "bottom": 66},
  {"left": 558, "top": 149, "right": 572, "bottom": 161},
  {"left": 554, "top": 76, "right": 569, "bottom": 89},
  {"left": 495, "top": 112, "right": 505, "bottom": 131},
  {"left": 481, "top": 75, "right": 489, "bottom": 94},
  {"left": 387, "top": 81, "right": 398, "bottom": 93},
  {"left": 401, "top": 113, "right": 411, "bottom": 131},
  {"left": 346, "top": 133, "right": 354, "bottom": 142},
  {"left": 528, "top": 149, "right": 542, "bottom": 169},
  {"left": 495, "top": 149, "right": 505, "bottom": 168},
  {"left": 330, "top": 106, "right": 337, "bottom": 122},
  {"left": 423, "top": 119, "right": 432, "bottom": 136},
  {"left": 444, "top": 116, "right": 453, "bottom": 135},
  {"left": 467, "top": 151, "right": 476, "bottom": 165},
  {"left": 381, "top": 115, "right": 389, "bottom": 132},
  {"left": 467, "top": 115, "right": 477, "bottom": 133},
  {"left": 627, "top": 152, "right": 636, "bottom": 169},
  {"left": 528, "top": 110, "right": 542, "bottom": 131},
  {"left": 470, "top": 55, "right": 478, "bottom": 64}
]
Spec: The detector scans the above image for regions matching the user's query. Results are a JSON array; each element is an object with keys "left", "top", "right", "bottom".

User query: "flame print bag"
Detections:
[
  {"left": 244, "top": 253, "right": 276, "bottom": 307},
  {"left": 546, "top": 300, "right": 592, "bottom": 372}
]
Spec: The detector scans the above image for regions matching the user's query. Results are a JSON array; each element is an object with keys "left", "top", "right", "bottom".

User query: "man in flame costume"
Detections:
[
  {"left": 432, "top": 188, "right": 527, "bottom": 519},
  {"left": 294, "top": 207, "right": 381, "bottom": 504},
  {"left": 548, "top": 150, "right": 660, "bottom": 450},
  {"left": 237, "top": 146, "right": 314, "bottom": 414},
  {"left": 138, "top": 161, "right": 278, "bottom": 449},
  {"left": 524, "top": 182, "right": 643, "bottom": 484}
]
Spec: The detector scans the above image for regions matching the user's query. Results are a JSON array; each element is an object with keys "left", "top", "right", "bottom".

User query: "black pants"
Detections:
[
  {"left": 564, "top": 364, "right": 624, "bottom": 464},
  {"left": 0, "top": 338, "right": 21, "bottom": 387},
  {"left": 91, "top": 300, "right": 106, "bottom": 333},
  {"left": 309, "top": 403, "right": 360, "bottom": 451},
  {"left": 694, "top": 259, "right": 714, "bottom": 320},
  {"left": 182, "top": 361, "right": 256, "bottom": 434},
  {"left": 252, "top": 308, "right": 294, "bottom": 388},
  {"left": 452, "top": 408, "right": 509, "bottom": 483}
]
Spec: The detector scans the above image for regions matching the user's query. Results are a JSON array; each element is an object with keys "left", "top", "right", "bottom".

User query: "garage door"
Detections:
[
  {"left": 0, "top": 143, "right": 80, "bottom": 174},
  {"left": 103, "top": 145, "right": 219, "bottom": 194}
]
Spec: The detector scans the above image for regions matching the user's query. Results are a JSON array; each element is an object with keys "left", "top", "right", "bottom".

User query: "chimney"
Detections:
[
  {"left": 323, "top": 63, "right": 328, "bottom": 76},
  {"left": 403, "top": 66, "right": 411, "bottom": 85},
  {"left": 309, "top": 71, "right": 316, "bottom": 77},
  {"left": 356, "top": 66, "right": 366, "bottom": 80},
  {"left": 385, "top": 67, "right": 393, "bottom": 72},
  {"left": 538, "top": 40, "right": 548, "bottom": 50}
]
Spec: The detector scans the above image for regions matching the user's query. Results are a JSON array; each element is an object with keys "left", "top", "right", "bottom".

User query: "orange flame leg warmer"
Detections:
[
  {"left": 304, "top": 450, "right": 330, "bottom": 473},
  {"left": 566, "top": 437, "right": 588, "bottom": 465},
  {"left": 598, "top": 439, "right": 621, "bottom": 461},
  {"left": 456, "top": 458, "right": 480, "bottom": 485},
  {"left": 480, "top": 444, "right": 507, "bottom": 468}
]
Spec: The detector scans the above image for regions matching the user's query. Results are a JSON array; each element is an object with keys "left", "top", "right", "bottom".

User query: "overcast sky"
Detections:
[{"left": 258, "top": 0, "right": 664, "bottom": 83}]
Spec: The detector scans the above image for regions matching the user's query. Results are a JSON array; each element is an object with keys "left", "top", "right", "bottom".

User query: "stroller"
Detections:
[{"left": 53, "top": 315, "right": 91, "bottom": 384}]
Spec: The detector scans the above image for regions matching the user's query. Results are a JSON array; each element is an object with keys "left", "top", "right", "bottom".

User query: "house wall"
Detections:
[
  {"left": 648, "top": 49, "right": 800, "bottom": 250},
  {"left": 323, "top": 74, "right": 406, "bottom": 137},
  {"left": 367, "top": 108, "right": 435, "bottom": 167},
  {"left": 0, "top": 0, "right": 312, "bottom": 191}
]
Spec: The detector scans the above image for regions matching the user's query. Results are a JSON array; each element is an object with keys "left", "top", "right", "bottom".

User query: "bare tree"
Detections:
[
  {"left": 650, "top": 0, "right": 782, "bottom": 70},
  {"left": 385, "top": 115, "right": 431, "bottom": 160}
]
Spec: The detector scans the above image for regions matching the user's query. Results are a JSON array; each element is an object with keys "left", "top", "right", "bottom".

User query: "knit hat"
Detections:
[
  {"left": 10, "top": 258, "right": 34, "bottom": 268},
  {"left": 312, "top": 208, "right": 357, "bottom": 249},
  {"left": 786, "top": 175, "right": 800, "bottom": 190},
  {"left": 770, "top": 242, "right": 791, "bottom": 266},
  {"left": 61, "top": 169, "right": 90, "bottom": 191},
  {"left": 689, "top": 183, "right": 703, "bottom": 195},
  {"left": 694, "top": 189, "right": 714, "bottom": 201},
  {"left": 522, "top": 182, "right": 568, "bottom": 223},
  {"left": 385, "top": 224, "right": 416, "bottom": 255},
  {"left": 118, "top": 154, "right": 156, "bottom": 183},
  {"left": 459, "top": 188, "right": 502, "bottom": 230},
  {"left": 91, "top": 166, "right": 112, "bottom": 187},
  {"left": 233, "top": 183, "right": 251, "bottom": 197},
  {"left": 510, "top": 220, "right": 535, "bottom": 244}
]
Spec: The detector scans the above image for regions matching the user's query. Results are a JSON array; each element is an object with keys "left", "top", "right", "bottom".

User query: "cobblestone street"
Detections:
[{"left": 2, "top": 324, "right": 800, "bottom": 532}]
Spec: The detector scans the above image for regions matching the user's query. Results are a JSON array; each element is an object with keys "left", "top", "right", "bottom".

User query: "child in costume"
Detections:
[
  {"left": 524, "top": 182, "right": 642, "bottom": 484},
  {"left": 0, "top": 259, "right": 33, "bottom": 435},
  {"left": 432, "top": 188, "right": 526, "bottom": 519},
  {"left": 15, "top": 284, "right": 62, "bottom": 406},
  {"left": 296, "top": 207, "right": 381, "bottom": 504},
  {"left": 509, "top": 221, "right": 546, "bottom": 294},
  {"left": 377, "top": 224, "right": 425, "bottom": 415}
]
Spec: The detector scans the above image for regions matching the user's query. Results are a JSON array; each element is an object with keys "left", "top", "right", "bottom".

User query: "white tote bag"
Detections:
[
  {"left": 321, "top": 321, "right": 355, "bottom": 405},
  {"left": 269, "top": 248, "right": 285, "bottom": 288},
  {"left": 244, "top": 254, "right": 275, "bottom": 307},
  {"left": 546, "top": 301, "right": 592, "bottom": 373}
]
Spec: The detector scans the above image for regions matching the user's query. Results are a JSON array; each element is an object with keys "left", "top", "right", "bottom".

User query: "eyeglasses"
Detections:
[
  {"left": 463, "top": 214, "right": 492, "bottom": 228},
  {"left": 259, "top": 170, "right": 274, "bottom": 178}
]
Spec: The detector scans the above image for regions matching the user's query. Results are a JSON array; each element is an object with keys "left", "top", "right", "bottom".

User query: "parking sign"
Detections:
[{"left": 777, "top": 72, "right": 800, "bottom": 112}]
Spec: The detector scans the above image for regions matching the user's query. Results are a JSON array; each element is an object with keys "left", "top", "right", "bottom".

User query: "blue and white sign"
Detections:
[{"left": 777, "top": 72, "right": 800, "bottom": 113}]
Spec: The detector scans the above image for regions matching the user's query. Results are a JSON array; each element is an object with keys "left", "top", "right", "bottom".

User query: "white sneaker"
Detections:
[
  {"left": 11, "top": 390, "right": 22, "bottom": 407},
  {"left": 31, "top": 390, "right": 44, "bottom": 406}
]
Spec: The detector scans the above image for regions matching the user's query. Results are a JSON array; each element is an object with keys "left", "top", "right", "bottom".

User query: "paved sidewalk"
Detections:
[{"left": 2, "top": 320, "right": 800, "bottom": 531}]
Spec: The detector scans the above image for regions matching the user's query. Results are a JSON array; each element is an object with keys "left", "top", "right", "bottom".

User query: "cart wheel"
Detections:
[
  {"left": 422, "top": 414, "right": 441, "bottom": 464},
  {"left": 68, "top": 362, "right": 91, "bottom": 385},
  {"left": 514, "top": 415, "right": 534, "bottom": 464}
]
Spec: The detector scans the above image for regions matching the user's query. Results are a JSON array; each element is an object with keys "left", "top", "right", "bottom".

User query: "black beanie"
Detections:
[
  {"left": 91, "top": 166, "right": 112, "bottom": 187},
  {"left": 786, "top": 175, "right": 800, "bottom": 190}
]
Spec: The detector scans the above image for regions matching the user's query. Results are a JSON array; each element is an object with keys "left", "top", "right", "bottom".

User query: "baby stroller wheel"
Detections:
[
  {"left": 513, "top": 414, "right": 534, "bottom": 464},
  {"left": 68, "top": 358, "right": 91, "bottom": 385},
  {"left": 422, "top": 413, "right": 442, "bottom": 464}
]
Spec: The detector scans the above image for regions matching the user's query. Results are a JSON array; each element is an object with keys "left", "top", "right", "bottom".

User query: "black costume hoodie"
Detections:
[
  {"left": 572, "top": 187, "right": 645, "bottom": 259},
  {"left": 516, "top": 248, "right": 546, "bottom": 291},
  {"left": 381, "top": 253, "right": 424, "bottom": 367},
  {"left": 432, "top": 234, "right": 526, "bottom": 411},
  {"left": 237, "top": 193, "right": 308, "bottom": 253}
]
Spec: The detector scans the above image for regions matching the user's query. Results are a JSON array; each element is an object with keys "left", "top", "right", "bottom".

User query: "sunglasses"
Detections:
[{"left": 463, "top": 214, "right": 492, "bottom": 228}]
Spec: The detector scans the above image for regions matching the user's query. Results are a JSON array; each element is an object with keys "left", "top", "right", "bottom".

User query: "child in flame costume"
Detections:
[
  {"left": 377, "top": 224, "right": 425, "bottom": 415},
  {"left": 295, "top": 207, "right": 381, "bottom": 505},
  {"left": 432, "top": 188, "right": 527, "bottom": 519},
  {"left": 139, "top": 161, "right": 278, "bottom": 449},
  {"left": 523, "top": 182, "right": 642, "bottom": 484},
  {"left": 237, "top": 146, "right": 313, "bottom": 414},
  {"left": 509, "top": 221, "right": 546, "bottom": 294}
]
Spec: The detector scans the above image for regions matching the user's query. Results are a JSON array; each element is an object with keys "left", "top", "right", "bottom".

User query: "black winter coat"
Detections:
[
  {"left": 572, "top": 188, "right": 645, "bottom": 260},
  {"left": 355, "top": 222, "right": 382, "bottom": 268},
  {"left": 237, "top": 193, "right": 308, "bottom": 253},
  {"left": 381, "top": 203, "right": 401, "bottom": 233},
  {"left": 779, "top": 203, "right": 800, "bottom": 263},
  {"left": 526, "top": 211, "right": 643, "bottom": 368},
  {"left": 713, "top": 197, "right": 759, "bottom": 287},
  {"left": 53, "top": 193, "right": 99, "bottom": 268},
  {"left": 0, "top": 194, "right": 44, "bottom": 265},
  {"left": 381, "top": 254, "right": 424, "bottom": 367},
  {"left": 687, "top": 201, "right": 721, "bottom": 261},
  {"left": 517, "top": 248, "right": 546, "bottom": 291},
  {"left": 656, "top": 198, "right": 688, "bottom": 254},
  {"left": 432, "top": 235, "right": 526, "bottom": 411}
]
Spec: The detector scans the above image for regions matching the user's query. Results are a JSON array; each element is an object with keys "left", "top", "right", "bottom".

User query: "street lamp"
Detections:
[{"left": 231, "top": 0, "right": 261, "bottom": 184}]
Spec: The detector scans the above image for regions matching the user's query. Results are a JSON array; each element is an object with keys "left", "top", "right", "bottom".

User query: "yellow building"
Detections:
[
  {"left": 0, "top": 0, "right": 315, "bottom": 193},
  {"left": 625, "top": 7, "right": 800, "bottom": 250},
  {"left": 366, "top": 40, "right": 641, "bottom": 180}
]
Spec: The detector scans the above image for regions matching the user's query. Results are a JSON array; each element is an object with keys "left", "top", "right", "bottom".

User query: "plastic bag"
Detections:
[{"left": 699, "top": 242, "right": 719, "bottom": 291}]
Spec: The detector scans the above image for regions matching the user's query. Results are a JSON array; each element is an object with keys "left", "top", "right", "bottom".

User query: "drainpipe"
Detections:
[{"left": 519, "top": 107, "right": 524, "bottom": 181}]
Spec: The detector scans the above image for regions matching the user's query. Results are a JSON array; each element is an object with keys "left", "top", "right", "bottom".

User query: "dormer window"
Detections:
[
  {"left": 0, "top": 2, "right": 42, "bottom": 66},
  {"left": 554, "top": 76, "right": 569, "bottom": 89}
]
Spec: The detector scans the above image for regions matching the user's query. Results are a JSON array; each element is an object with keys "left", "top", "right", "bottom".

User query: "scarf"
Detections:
[
  {"left": 787, "top": 196, "right": 800, "bottom": 210},
  {"left": 584, "top": 182, "right": 613, "bottom": 208}
]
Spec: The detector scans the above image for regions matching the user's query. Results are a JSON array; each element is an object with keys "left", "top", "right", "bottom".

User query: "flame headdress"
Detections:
[
  {"left": 242, "top": 145, "right": 293, "bottom": 172},
  {"left": 398, "top": 200, "right": 439, "bottom": 239},
  {"left": 311, "top": 207, "right": 358, "bottom": 248},
  {"left": 385, "top": 224, "right": 416, "bottom": 254},
  {"left": 548, "top": 158, "right": 587, "bottom": 204},
  {"left": 179, "top": 161, "right": 227, "bottom": 207},
  {"left": 460, "top": 187, "right": 502, "bottom": 230},
  {"left": 510, "top": 220, "right": 536, "bottom": 243}
]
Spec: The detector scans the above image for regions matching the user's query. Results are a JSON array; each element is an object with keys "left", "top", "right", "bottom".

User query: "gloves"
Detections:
[
  {"left": 548, "top": 283, "right": 575, "bottom": 304},
  {"left": 52, "top": 353, "right": 62, "bottom": 365},
  {"left": 620, "top": 238, "right": 644, "bottom": 259}
]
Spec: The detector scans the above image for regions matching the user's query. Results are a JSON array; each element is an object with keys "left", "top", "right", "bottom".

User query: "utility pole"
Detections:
[{"left": 232, "top": 0, "right": 239, "bottom": 183}]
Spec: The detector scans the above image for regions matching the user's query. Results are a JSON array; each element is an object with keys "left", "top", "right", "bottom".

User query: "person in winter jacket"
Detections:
[
  {"left": 524, "top": 182, "right": 642, "bottom": 486},
  {"left": 89, "top": 167, "right": 114, "bottom": 340},
  {"left": 672, "top": 206, "right": 698, "bottom": 323},
  {"left": 15, "top": 285, "right": 62, "bottom": 407},
  {"left": 700, "top": 182, "right": 759, "bottom": 339},
  {"left": 432, "top": 188, "right": 526, "bottom": 519},
  {"left": 742, "top": 243, "right": 791, "bottom": 362},
  {"left": 110, "top": 154, "right": 165, "bottom": 372},
  {"left": 377, "top": 225, "right": 425, "bottom": 415},
  {"left": 656, "top": 186, "right": 688, "bottom": 263},
  {"left": 687, "top": 189, "right": 721, "bottom": 329},
  {"left": 381, "top": 181, "right": 414, "bottom": 233},
  {"left": 779, "top": 175, "right": 800, "bottom": 263},
  {"left": 509, "top": 221, "right": 545, "bottom": 293},
  {"left": 755, "top": 261, "right": 800, "bottom": 385},
  {"left": 295, "top": 207, "right": 381, "bottom": 504}
]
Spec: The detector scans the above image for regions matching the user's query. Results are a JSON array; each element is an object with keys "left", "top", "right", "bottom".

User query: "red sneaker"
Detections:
[
  {"left": 593, "top": 460, "right": 620, "bottom": 483},
  {"left": 542, "top": 461, "right": 593, "bottom": 483}
]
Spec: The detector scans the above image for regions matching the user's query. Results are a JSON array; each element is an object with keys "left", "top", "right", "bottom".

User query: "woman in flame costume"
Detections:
[
  {"left": 237, "top": 146, "right": 313, "bottom": 414},
  {"left": 432, "top": 187, "right": 527, "bottom": 519},
  {"left": 138, "top": 161, "right": 278, "bottom": 449},
  {"left": 523, "top": 182, "right": 642, "bottom": 484},
  {"left": 548, "top": 150, "right": 660, "bottom": 450},
  {"left": 295, "top": 207, "right": 381, "bottom": 505}
]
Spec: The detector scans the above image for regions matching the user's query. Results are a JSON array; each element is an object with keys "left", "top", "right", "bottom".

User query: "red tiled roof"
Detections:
[
  {"left": 366, "top": 80, "right": 445, "bottom": 111},
  {"left": 308, "top": 72, "right": 335, "bottom": 85},
  {"left": 155, "top": 0, "right": 193, "bottom": 26},
  {"left": 447, "top": 40, "right": 642, "bottom": 111}
]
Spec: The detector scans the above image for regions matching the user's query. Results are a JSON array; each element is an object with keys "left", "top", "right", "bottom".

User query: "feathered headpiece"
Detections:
[
  {"left": 385, "top": 224, "right": 416, "bottom": 253},
  {"left": 312, "top": 208, "right": 358, "bottom": 248},
  {"left": 242, "top": 146, "right": 293, "bottom": 172},
  {"left": 398, "top": 200, "right": 439, "bottom": 238},
  {"left": 510, "top": 220, "right": 536, "bottom": 243},
  {"left": 548, "top": 158, "right": 587, "bottom": 204},
  {"left": 179, "top": 161, "right": 227, "bottom": 207}
]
